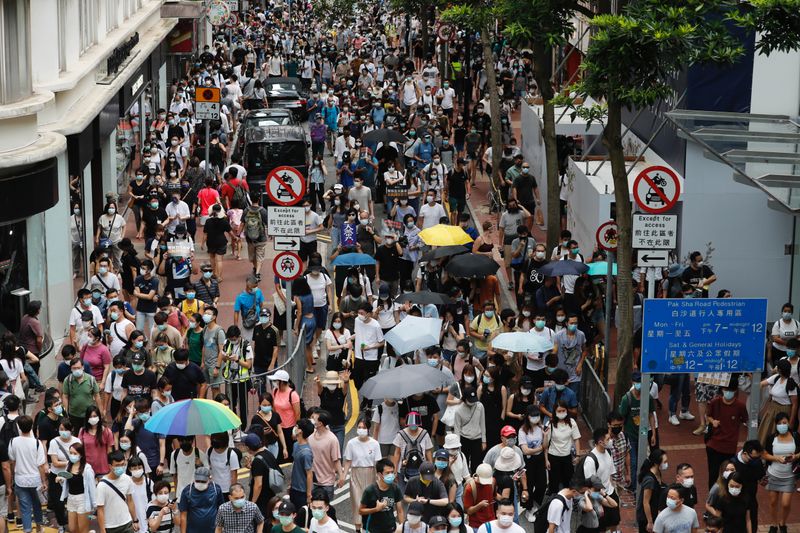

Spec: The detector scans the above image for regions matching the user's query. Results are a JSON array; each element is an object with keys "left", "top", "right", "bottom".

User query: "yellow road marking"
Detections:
[{"left": 345, "top": 379, "right": 359, "bottom": 433}]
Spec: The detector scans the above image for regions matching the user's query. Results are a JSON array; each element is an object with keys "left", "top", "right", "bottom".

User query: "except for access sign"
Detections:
[
  {"left": 633, "top": 166, "right": 681, "bottom": 214},
  {"left": 266, "top": 166, "right": 306, "bottom": 206},
  {"left": 273, "top": 252, "right": 302, "bottom": 281},
  {"left": 267, "top": 206, "right": 305, "bottom": 238},
  {"left": 632, "top": 214, "right": 677, "bottom": 249},
  {"left": 641, "top": 298, "right": 767, "bottom": 373}
]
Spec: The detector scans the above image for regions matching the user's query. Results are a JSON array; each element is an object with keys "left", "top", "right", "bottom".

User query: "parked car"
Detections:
[
  {"left": 241, "top": 125, "right": 310, "bottom": 204},
  {"left": 263, "top": 77, "right": 309, "bottom": 121}
]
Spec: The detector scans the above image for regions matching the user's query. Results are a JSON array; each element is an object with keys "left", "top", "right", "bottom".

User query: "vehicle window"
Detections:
[
  {"left": 267, "top": 83, "right": 298, "bottom": 92},
  {"left": 248, "top": 142, "right": 306, "bottom": 169},
  {"left": 253, "top": 117, "right": 291, "bottom": 126}
]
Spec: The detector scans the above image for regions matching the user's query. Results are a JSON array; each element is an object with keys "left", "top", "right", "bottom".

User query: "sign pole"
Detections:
[
  {"left": 637, "top": 372, "right": 651, "bottom": 472},
  {"left": 647, "top": 273, "right": 655, "bottom": 299},
  {"left": 204, "top": 119, "right": 211, "bottom": 181},
  {"left": 285, "top": 282, "right": 294, "bottom": 362},
  {"left": 747, "top": 371, "right": 761, "bottom": 440},
  {"left": 603, "top": 251, "right": 613, "bottom": 385}
]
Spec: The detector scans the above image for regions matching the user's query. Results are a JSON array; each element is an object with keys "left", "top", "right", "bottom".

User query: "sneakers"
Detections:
[
  {"left": 679, "top": 411, "right": 696, "bottom": 421},
  {"left": 669, "top": 415, "right": 680, "bottom": 426}
]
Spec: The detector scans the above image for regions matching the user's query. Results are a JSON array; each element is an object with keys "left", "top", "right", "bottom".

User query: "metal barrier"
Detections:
[
  {"left": 220, "top": 325, "right": 306, "bottom": 427},
  {"left": 580, "top": 362, "right": 611, "bottom": 432}
]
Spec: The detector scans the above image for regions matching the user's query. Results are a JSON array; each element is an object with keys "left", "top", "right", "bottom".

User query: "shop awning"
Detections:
[{"left": 666, "top": 109, "right": 800, "bottom": 214}]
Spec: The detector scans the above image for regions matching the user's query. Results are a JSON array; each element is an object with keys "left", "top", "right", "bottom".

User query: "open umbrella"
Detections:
[
  {"left": 420, "top": 245, "right": 469, "bottom": 262},
  {"left": 491, "top": 332, "right": 554, "bottom": 353},
  {"left": 384, "top": 315, "right": 443, "bottom": 354},
  {"left": 360, "top": 364, "right": 455, "bottom": 399},
  {"left": 538, "top": 260, "right": 590, "bottom": 277},
  {"left": 445, "top": 253, "right": 500, "bottom": 278},
  {"left": 395, "top": 291, "right": 454, "bottom": 306},
  {"left": 331, "top": 253, "right": 377, "bottom": 267},
  {"left": 418, "top": 224, "right": 474, "bottom": 246},
  {"left": 362, "top": 128, "right": 407, "bottom": 145},
  {"left": 588, "top": 262, "right": 618, "bottom": 276},
  {"left": 144, "top": 399, "right": 241, "bottom": 436}
]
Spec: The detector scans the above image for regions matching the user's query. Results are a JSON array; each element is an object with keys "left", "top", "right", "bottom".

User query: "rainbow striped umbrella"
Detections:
[{"left": 144, "top": 399, "right": 241, "bottom": 436}]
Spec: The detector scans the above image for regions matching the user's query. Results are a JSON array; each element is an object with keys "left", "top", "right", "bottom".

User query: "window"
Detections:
[
  {"left": 0, "top": 0, "right": 32, "bottom": 104},
  {"left": 57, "top": 0, "right": 67, "bottom": 71},
  {"left": 79, "top": 0, "right": 98, "bottom": 54},
  {"left": 106, "top": 0, "right": 118, "bottom": 31}
]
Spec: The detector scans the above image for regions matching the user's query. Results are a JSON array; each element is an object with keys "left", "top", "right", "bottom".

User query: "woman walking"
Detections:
[
  {"left": 546, "top": 400, "right": 581, "bottom": 493},
  {"left": 758, "top": 359, "right": 798, "bottom": 445},
  {"left": 763, "top": 411, "right": 800, "bottom": 533},
  {"left": 518, "top": 405, "right": 547, "bottom": 519},
  {"left": 342, "top": 418, "right": 381, "bottom": 533},
  {"left": 56, "top": 442, "right": 96, "bottom": 533},
  {"left": 635, "top": 448, "right": 668, "bottom": 533}
]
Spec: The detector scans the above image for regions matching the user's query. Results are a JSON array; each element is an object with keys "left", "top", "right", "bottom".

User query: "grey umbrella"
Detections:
[{"left": 360, "top": 364, "right": 455, "bottom": 400}]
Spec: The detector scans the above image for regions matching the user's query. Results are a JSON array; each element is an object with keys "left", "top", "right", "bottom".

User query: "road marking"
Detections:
[{"left": 345, "top": 379, "right": 360, "bottom": 433}]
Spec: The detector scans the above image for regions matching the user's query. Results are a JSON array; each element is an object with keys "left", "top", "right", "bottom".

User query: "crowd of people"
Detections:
[{"left": 6, "top": 1, "right": 800, "bottom": 533}]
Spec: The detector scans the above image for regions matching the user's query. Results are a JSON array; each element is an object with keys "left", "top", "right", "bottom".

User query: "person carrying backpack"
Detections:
[
  {"left": 221, "top": 167, "right": 251, "bottom": 210},
  {"left": 391, "top": 412, "right": 434, "bottom": 490},
  {"left": 207, "top": 432, "right": 241, "bottom": 497},
  {"left": 533, "top": 481, "right": 585, "bottom": 533},
  {"left": 476, "top": 499, "right": 525, "bottom": 533},
  {"left": 242, "top": 191, "right": 268, "bottom": 280}
]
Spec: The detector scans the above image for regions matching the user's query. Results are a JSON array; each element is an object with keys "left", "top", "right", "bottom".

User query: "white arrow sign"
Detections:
[{"left": 637, "top": 249, "right": 670, "bottom": 268}]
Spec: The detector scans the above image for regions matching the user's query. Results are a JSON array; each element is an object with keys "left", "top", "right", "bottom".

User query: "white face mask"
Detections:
[
  {"left": 464, "top": 375, "right": 475, "bottom": 384},
  {"left": 498, "top": 516, "right": 514, "bottom": 527},
  {"left": 88, "top": 417, "right": 100, "bottom": 426},
  {"left": 407, "top": 516, "right": 422, "bottom": 525},
  {"left": 555, "top": 411, "right": 567, "bottom": 420},
  {"left": 356, "top": 428, "right": 369, "bottom": 437},
  {"left": 156, "top": 493, "right": 169, "bottom": 504},
  {"left": 131, "top": 469, "right": 144, "bottom": 479}
]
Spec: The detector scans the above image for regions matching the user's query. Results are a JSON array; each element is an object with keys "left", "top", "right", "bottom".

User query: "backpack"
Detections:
[
  {"left": 244, "top": 207, "right": 265, "bottom": 241},
  {"left": 287, "top": 381, "right": 308, "bottom": 418},
  {"left": 572, "top": 451, "right": 599, "bottom": 487},
  {"left": 253, "top": 451, "right": 285, "bottom": 493},
  {"left": 532, "top": 493, "right": 568, "bottom": 533},
  {"left": 232, "top": 182, "right": 250, "bottom": 209},
  {"left": 399, "top": 428, "right": 427, "bottom": 480},
  {"left": 0, "top": 416, "right": 20, "bottom": 451},
  {"left": 207, "top": 447, "right": 243, "bottom": 468}
]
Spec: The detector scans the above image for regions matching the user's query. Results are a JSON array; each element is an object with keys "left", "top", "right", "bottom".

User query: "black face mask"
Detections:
[{"left": 610, "top": 426, "right": 623, "bottom": 435}]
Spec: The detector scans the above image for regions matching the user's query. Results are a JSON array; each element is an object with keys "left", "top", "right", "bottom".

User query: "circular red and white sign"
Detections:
[
  {"left": 437, "top": 23, "right": 455, "bottom": 42},
  {"left": 632, "top": 166, "right": 681, "bottom": 214},
  {"left": 596, "top": 220, "right": 618, "bottom": 252},
  {"left": 273, "top": 251, "right": 303, "bottom": 281},
  {"left": 266, "top": 166, "right": 306, "bottom": 207}
]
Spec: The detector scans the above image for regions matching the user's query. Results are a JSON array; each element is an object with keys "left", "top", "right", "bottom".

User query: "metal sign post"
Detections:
[
  {"left": 195, "top": 87, "right": 221, "bottom": 181},
  {"left": 273, "top": 251, "right": 303, "bottom": 365},
  {"left": 637, "top": 373, "right": 651, "bottom": 472},
  {"left": 285, "top": 282, "right": 293, "bottom": 363},
  {"left": 604, "top": 251, "right": 614, "bottom": 384}
]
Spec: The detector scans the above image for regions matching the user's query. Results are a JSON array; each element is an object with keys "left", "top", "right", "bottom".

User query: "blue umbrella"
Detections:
[
  {"left": 588, "top": 262, "right": 618, "bottom": 276},
  {"left": 331, "top": 253, "right": 377, "bottom": 267},
  {"left": 384, "top": 316, "right": 442, "bottom": 354},
  {"left": 538, "top": 260, "right": 590, "bottom": 277}
]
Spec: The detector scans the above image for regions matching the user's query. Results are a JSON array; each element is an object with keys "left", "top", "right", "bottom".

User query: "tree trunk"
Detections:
[
  {"left": 420, "top": 2, "right": 431, "bottom": 60},
  {"left": 604, "top": 100, "right": 634, "bottom": 407},
  {"left": 532, "top": 43, "right": 560, "bottom": 252},
  {"left": 480, "top": 28, "right": 503, "bottom": 190}
]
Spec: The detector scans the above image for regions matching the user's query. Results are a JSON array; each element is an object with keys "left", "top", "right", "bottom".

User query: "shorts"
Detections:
[
  {"left": 313, "top": 305, "right": 329, "bottom": 330},
  {"left": 695, "top": 382, "right": 719, "bottom": 403},
  {"left": 209, "top": 245, "right": 227, "bottom": 256},
  {"left": 200, "top": 216, "right": 209, "bottom": 225},
  {"left": 66, "top": 493, "right": 86, "bottom": 513},
  {"left": 203, "top": 365, "right": 223, "bottom": 386},
  {"left": 560, "top": 199, "right": 567, "bottom": 217},
  {"left": 449, "top": 197, "right": 466, "bottom": 214},
  {"left": 247, "top": 241, "right": 268, "bottom": 264},
  {"left": 467, "top": 151, "right": 478, "bottom": 160}
]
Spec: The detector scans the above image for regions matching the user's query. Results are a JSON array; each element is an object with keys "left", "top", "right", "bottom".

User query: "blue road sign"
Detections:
[{"left": 641, "top": 298, "right": 768, "bottom": 373}]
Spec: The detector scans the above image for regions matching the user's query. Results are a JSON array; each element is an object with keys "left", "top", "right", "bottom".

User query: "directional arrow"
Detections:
[
  {"left": 274, "top": 238, "right": 301, "bottom": 251},
  {"left": 277, "top": 239, "right": 298, "bottom": 248},
  {"left": 637, "top": 249, "right": 670, "bottom": 267},
  {"left": 641, "top": 254, "right": 665, "bottom": 262}
]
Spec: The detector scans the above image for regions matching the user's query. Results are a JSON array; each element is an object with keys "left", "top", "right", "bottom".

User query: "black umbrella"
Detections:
[
  {"left": 375, "top": 144, "right": 399, "bottom": 162},
  {"left": 362, "top": 128, "right": 407, "bottom": 145},
  {"left": 395, "top": 291, "right": 454, "bottom": 306},
  {"left": 445, "top": 253, "right": 500, "bottom": 278},
  {"left": 420, "top": 245, "right": 469, "bottom": 262},
  {"left": 538, "top": 260, "right": 590, "bottom": 277}
]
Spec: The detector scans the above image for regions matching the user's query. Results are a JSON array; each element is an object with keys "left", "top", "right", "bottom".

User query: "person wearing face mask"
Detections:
[
  {"left": 163, "top": 348, "right": 206, "bottom": 403},
  {"left": 617, "top": 371, "right": 656, "bottom": 492},
  {"left": 193, "top": 262, "right": 220, "bottom": 307},
  {"left": 214, "top": 483, "right": 265, "bottom": 533},
  {"left": 538, "top": 368, "right": 578, "bottom": 423},
  {"left": 580, "top": 427, "right": 621, "bottom": 532},
  {"left": 476, "top": 499, "right": 525, "bottom": 533},
  {"left": 402, "top": 461, "right": 449, "bottom": 522},
  {"left": 653, "top": 485, "right": 700, "bottom": 533},
  {"left": 554, "top": 313, "right": 587, "bottom": 399},
  {"left": 359, "top": 458, "right": 405, "bottom": 533},
  {"left": 418, "top": 187, "right": 447, "bottom": 230},
  {"left": 95, "top": 201, "right": 127, "bottom": 270},
  {"left": 705, "top": 377, "right": 748, "bottom": 490},
  {"left": 758, "top": 358, "right": 798, "bottom": 446},
  {"left": 603, "top": 410, "right": 632, "bottom": 493},
  {"left": 635, "top": 448, "right": 669, "bottom": 533},
  {"left": 146, "top": 480, "right": 180, "bottom": 532},
  {"left": 170, "top": 436, "right": 209, "bottom": 504},
  {"left": 515, "top": 405, "right": 546, "bottom": 518},
  {"left": 771, "top": 303, "right": 799, "bottom": 365},
  {"left": 96, "top": 450, "right": 138, "bottom": 532},
  {"left": 177, "top": 466, "right": 225, "bottom": 532},
  {"left": 342, "top": 418, "right": 382, "bottom": 533},
  {"left": 55, "top": 440, "right": 95, "bottom": 533},
  {"left": 729, "top": 440, "right": 766, "bottom": 533},
  {"left": 469, "top": 301, "right": 502, "bottom": 362},
  {"left": 547, "top": 401, "right": 582, "bottom": 493},
  {"left": 69, "top": 288, "right": 104, "bottom": 349},
  {"left": 62, "top": 356, "right": 102, "bottom": 433},
  {"left": 127, "top": 456, "right": 155, "bottom": 533},
  {"left": 315, "top": 372, "right": 350, "bottom": 450},
  {"left": 679, "top": 251, "right": 717, "bottom": 298},
  {"left": 762, "top": 412, "right": 800, "bottom": 533},
  {"left": 133, "top": 259, "right": 159, "bottom": 334}
]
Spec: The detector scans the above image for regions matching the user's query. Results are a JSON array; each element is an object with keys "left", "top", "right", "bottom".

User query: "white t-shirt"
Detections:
[
  {"left": 96, "top": 474, "right": 134, "bottom": 528},
  {"left": 104, "top": 371, "right": 126, "bottom": 401},
  {"left": 0, "top": 358, "right": 24, "bottom": 382},
  {"left": 418, "top": 202, "right": 447, "bottom": 229},
  {"left": 165, "top": 201, "right": 191, "bottom": 233},
  {"left": 208, "top": 448, "right": 240, "bottom": 494},
  {"left": 69, "top": 305, "right": 104, "bottom": 348},
  {"left": 131, "top": 478, "right": 153, "bottom": 533},
  {"left": 309, "top": 518, "right": 341, "bottom": 533},
  {"left": 561, "top": 254, "right": 584, "bottom": 294},
  {"left": 371, "top": 401, "right": 400, "bottom": 445},
  {"left": 47, "top": 435, "right": 81, "bottom": 475},
  {"left": 548, "top": 419, "right": 581, "bottom": 457},
  {"left": 582, "top": 447, "right": 616, "bottom": 494},
  {"left": 170, "top": 448, "right": 209, "bottom": 502},
  {"left": 343, "top": 437, "right": 382, "bottom": 467},
  {"left": 439, "top": 87, "right": 455, "bottom": 109},
  {"left": 324, "top": 328, "right": 352, "bottom": 357},
  {"left": 306, "top": 273, "right": 333, "bottom": 307},
  {"left": 301, "top": 211, "right": 324, "bottom": 244},
  {"left": 477, "top": 520, "right": 526, "bottom": 533},
  {"left": 90, "top": 272, "right": 122, "bottom": 292},
  {"left": 772, "top": 319, "right": 799, "bottom": 352},
  {"left": 97, "top": 213, "right": 126, "bottom": 243},
  {"left": 372, "top": 301, "right": 399, "bottom": 329},
  {"left": 768, "top": 374, "right": 797, "bottom": 405},
  {"left": 391, "top": 429, "right": 433, "bottom": 460},
  {"left": 546, "top": 493, "right": 574, "bottom": 533},
  {"left": 9, "top": 435, "right": 46, "bottom": 487},
  {"left": 527, "top": 327, "right": 555, "bottom": 371},
  {"left": 354, "top": 318, "right": 384, "bottom": 361},
  {"left": 108, "top": 320, "right": 134, "bottom": 357}
]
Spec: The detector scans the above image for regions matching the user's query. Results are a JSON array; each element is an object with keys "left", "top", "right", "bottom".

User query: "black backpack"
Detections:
[
  {"left": 0, "top": 415, "right": 19, "bottom": 451},
  {"left": 399, "top": 428, "right": 427, "bottom": 480},
  {"left": 532, "top": 493, "right": 568, "bottom": 533},
  {"left": 572, "top": 451, "right": 599, "bottom": 487}
]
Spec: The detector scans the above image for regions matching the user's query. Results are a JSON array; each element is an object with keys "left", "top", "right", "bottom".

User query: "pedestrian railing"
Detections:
[{"left": 580, "top": 361, "right": 611, "bottom": 432}]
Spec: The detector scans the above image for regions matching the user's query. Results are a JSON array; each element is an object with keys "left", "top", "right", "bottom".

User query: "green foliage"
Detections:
[
  {"left": 730, "top": 0, "right": 800, "bottom": 55},
  {"left": 440, "top": 2, "right": 498, "bottom": 31},
  {"left": 500, "top": 0, "right": 579, "bottom": 50}
]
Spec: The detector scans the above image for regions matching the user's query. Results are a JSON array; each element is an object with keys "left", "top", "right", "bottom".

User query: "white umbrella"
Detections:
[
  {"left": 491, "top": 332, "right": 554, "bottom": 353},
  {"left": 360, "top": 364, "right": 455, "bottom": 399},
  {"left": 384, "top": 315, "right": 442, "bottom": 354}
]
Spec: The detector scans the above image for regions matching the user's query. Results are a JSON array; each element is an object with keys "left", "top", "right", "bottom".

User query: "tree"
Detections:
[
  {"left": 564, "top": 1, "right": 746, "bottom": 405},
  {"left": 442, "top": 2, "right": 503, "bottom": 194},
  {"left": 502, "top": 1, "right": 594, "bottom": 252},
  {"left": 390, "top": 0, "right": 434, "bottom": 59}
]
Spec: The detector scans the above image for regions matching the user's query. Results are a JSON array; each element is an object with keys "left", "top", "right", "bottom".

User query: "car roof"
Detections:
[
  {"left": 245, "top": 108, "right": 293, "bottom": 118},
  {"left": 245, "top": 125, "right": 307, "bottom": 143}
]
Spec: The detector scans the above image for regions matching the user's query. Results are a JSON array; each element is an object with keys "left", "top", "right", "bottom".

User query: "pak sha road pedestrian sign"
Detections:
[
  {"left": 641, "top": 298, "right": 767, "bottom": 373},
  {"left": 273, "top": 251, "right": 302, "bottom": 281},
  {"left": 266, "top": 166, "right": 306, "bottom": 206},
  {"left": 633, "top": 166, "right": 681, "bottom": 214}
]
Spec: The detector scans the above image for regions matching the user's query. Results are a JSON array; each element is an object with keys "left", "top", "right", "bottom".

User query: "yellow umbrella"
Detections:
[{"left": 418, "top": 224, "right": 474, "bottom": 246}]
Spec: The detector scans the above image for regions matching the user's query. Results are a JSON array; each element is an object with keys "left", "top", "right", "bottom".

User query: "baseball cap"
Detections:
[
  {"left": 244, "top": 433, "right": 262, "bottom": 449},
  {"left": 272, "top": 369, "right": 290, "bottom": 382},
  {"left": 631, "top": 370, "right": 642, "bottom": 383},
  {"left": 407, "top": 501, "right": 424, "bottom": 516},
  {"left": 433, "top": 448, "right": 449, "bottom": 461},
  {"left": 419, "top": 461, "right": 435, "bottom": 480},
  {"left": 428, "top": 516, "right": 448, "bottom": 529},
  {"left": 378, "top": 283, "right": 390, "bottom": 298},
  {"left": 589, "top": 475, "right": 604, "bottom": 490},
  {"left": 132, "top": 352, "right": 146, "bottom": 364},
  {"left": 500, "top": 425, "right": 517, "bottom": 438},
  {"left": 464, "top": 388, "right": 478, "bottom": 404},
  {"left": 476, "top": 463, "right": 493, "bottom": 484},
  {"left": 278, "top": 501, "right": 296, "bottom": 515},
  {"left": 194, "top": 467, "right": 210, "bottom": 482}
]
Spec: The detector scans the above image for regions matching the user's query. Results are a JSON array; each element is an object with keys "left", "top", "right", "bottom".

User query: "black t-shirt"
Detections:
[
  {"left": 134, "top": 276, "right": 160, "bottom": 313},
  {"left": 403, "top": 477, "right": 447, "bottom": 521},
  {"left": 356, "top": 226, "right": 377, "bottom": 256},
  {"left": 121, "top": 369, "right": 158, "bottom": 399},
  {"left": 375, "top": 244, "right": 402, "bottom": 282},
  {"left": 681, "top": 265, "right": 715, "bottom": 297},
  {"left": 513, "top": 174, "right": 537, "bottom": 205},
  {"left": 251, "top": 449, "right": 279, "bottom": 508},
  {"left": 319, "top": 388, "right": 346, "bottom": 426},
  {"left": 448, "top": 169, "right": 469, "bottom": 199},
  {"left": 36, "top": 413, "right": 61, "bottom": 445},
  {"left": 709, "top": 493, "right": 749, "bottom": 533},
  {"left": 249, "top": 411, "right": 283, "bottom": 445},
  {"left": 399, "top": 394, "right": 440, "bottom": 433},
  {"left": 121, "top": 252, "right": 141, "bottom": 291},
  {"left": 204, "top": 217, "right": 231, "bottom": 249},
  {"left": 361, "top": 483, "right": 403, "bottom": 533},
  {"left": 252, "top": 324, "right": 279, "bottom": 369},
  {"left": 163, "top": 362, "right": 206, "bottom": 401},
  {"left": 494, "top": 472, "right": 515, "bottom": 499},
  {"left": 523, "top": 259, "right": 548, "bottom": 293},
  {"left": 142, "top": 207, "right": 168, "bottom": 239}
]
